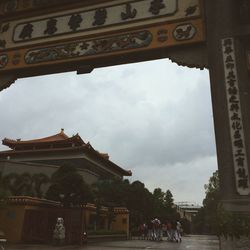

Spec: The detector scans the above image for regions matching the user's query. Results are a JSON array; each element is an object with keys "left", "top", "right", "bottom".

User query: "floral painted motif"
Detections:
[{"left": 0, "top": 54, "right": 8, "bottom": 68}]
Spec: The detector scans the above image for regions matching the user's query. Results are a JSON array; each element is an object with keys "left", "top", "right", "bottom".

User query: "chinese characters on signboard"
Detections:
[
  {"left": 0, "top": 0, "right": 201, "bottom": 52},
  {"left": 222, "top": 37, "right": 250, "bottom": 195},
  {"left": 13, "top": 0, "right": 178, "bottom": 43}
]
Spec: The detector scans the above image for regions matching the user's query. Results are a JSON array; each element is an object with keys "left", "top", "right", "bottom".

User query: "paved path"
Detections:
[{"left": 6, "top": 235, "right": 219, "bottom": 250}]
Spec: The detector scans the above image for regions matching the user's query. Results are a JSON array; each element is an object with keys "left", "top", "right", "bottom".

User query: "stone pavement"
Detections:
[{"left": 6, "top": 235, "right": 219, "bottom": 250}]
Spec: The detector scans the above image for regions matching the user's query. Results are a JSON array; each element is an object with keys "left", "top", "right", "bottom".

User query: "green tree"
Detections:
[
  {"left": 2, "top": 172, "right": 34, "bottom": 196},
  {"left": 93, "top": 178, "right": 129, "bottom": 206},
  {"left": 153, "top": 188, "right": 165, "bottom": 203},
  {"left": 152, "top": 188, "right": 166, "bottom": 220},
  {"left": 91, "top": 177, "right": 178, "bottom": 232},
  {"left": 164, "top": 189, "right": 174, "bottom": 208},
  {"left": 163, "top": 189, "right": 178, "bottom": 221},
  {"left": 32, "top": 173, "right": 50, "bottom": 198},
  {"left": 127, "top": 181, "right": 160, "bottom": 230},
  {"left": 92, "top": 178, "right": 131, "bottom": 230},
  {"left": 2, "top": 172, "right": 50, "bottom": 198},
  {"left": 203, "top": 170, "right": 220, "bottom": 234},
  {"left": 192, "top": 170, "right": 220, "bottom": 234},
  {"left": 46, "top": 165, "right": 93, "bottom": 207}
]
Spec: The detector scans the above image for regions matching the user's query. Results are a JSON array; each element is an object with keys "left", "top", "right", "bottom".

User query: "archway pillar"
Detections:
[{"left": 205, "top": 0, "right": 250, "bottom": 248}]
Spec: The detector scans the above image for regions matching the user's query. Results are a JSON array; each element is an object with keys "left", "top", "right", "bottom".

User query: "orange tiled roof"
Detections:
[
  {"left": 2, "top": 129, "right": 85, "bottom": 149},
  {"left": 5, "top": 196, "right": 62, "bottom": 207},
  {"left": 3, "top": 129, "right": 68, "bottom": 145}
]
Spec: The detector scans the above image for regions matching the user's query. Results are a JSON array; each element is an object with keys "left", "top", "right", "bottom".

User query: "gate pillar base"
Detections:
[
  {"left": 219, "top": 199, "right": 250, "bottom": 250},
  {"left": 220, "top": 237, "right": 250, "bottom": 250}
]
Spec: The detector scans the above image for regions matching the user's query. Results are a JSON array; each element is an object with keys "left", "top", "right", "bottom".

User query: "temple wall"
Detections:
[
  {"left": 0, "top": 160, "right": 58, "bottom": 177},
  {"left": 0, "top": 197, "right": 129, "bottom": 243},
  {"left": 0, "top": 205, "right": 26, "bottom": 243},
  {"left": 111, "top": 212, "right": 129, "bottom": 236}
]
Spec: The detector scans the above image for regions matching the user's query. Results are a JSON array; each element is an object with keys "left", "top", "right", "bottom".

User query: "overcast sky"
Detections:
[{"left": 0, "top": 58, "right": 217, "bottom": 204}]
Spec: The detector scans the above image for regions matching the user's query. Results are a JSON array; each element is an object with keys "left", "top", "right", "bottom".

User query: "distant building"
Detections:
[
  {"left": 0, "top": 129, "right": 132, "bottom": 188},
  {"left": 175, "top": 202, "right": 201, "bottom": 222}
]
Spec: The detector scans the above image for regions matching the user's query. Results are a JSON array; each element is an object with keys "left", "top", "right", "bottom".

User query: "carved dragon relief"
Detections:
[{"left": 25, "top": 30, "right": 153, "bottom": 64}]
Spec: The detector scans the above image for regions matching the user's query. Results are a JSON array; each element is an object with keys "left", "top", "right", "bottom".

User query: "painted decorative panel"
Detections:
[
  {"left": 0, "top": 19, "right": 205, "bottom": 73},
  {"left": 24, "top": 30, "right": 153, "bottom": 64}
]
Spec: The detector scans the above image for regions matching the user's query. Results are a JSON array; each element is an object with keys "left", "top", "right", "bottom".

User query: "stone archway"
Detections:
[{"left": 0, "top": 0, "right": 250, "bottom": 248}]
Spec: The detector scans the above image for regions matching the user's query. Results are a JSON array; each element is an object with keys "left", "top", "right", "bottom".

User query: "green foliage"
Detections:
[
  {"left": 192, "top": 170, "right": 220, "bottom": 234},
  {"left": 32, "top": 173, "right": 50, "bottom": 198},
  {"left": 93, "top": 178, "right": 129, "bottom": 206},
  {"left": 193, "top": 170, "right": 250, "bottom": 238},
  {"left": 1, "top": 172, "right": 49, "bottom": 197},
  {"left": 93, "top": 178, "right": 179, "bottom": 230},
  {"left": 92, "top": 177, "right": 127, "bottom": 229},
  {"left": 217, "top": 207, "right": 250, "bottom": 238},
  {"left": 153, "top": 188, "right": 165, "bottom": 203},
  {"left": 127, "top": 181, "right": 155, "bottom": 227},
  {"left": 164, "top": 189, "right": 174, "bottom": 207},
  {"left": 46, "top": 165, "right": 93, "bottom": 208},
  {"left": 204, "top": 171, "right": 219, "bottom": 195}
]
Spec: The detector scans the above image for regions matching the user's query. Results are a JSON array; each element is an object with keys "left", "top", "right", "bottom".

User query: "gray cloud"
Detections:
[{"left": 0, "top": 59, "right": 217, "bottom": 204}]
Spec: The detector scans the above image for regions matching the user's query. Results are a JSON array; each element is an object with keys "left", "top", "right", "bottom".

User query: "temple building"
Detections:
[
  {"left": 0, "top": 129, "right": 131, "bottom": 244},
  {"left": 0, "top": 129, "right": 132, "bottom": 186}
]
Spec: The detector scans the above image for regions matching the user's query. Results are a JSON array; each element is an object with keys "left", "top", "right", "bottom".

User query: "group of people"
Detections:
[{"left": 138, "top": 219, "right": 182, "bottom": 243}]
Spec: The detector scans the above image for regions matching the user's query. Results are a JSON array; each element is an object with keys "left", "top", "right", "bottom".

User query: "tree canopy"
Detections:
[
  {"left": 2, "top": 172, "right": 49, "bottom": 197},
  {"left": 192, "top": 170, "right": 220, "bottom": 234},
  {"left": 46, "top": 165, "right": 93, "bottom": 208},
  {"left": 92, "top": 178, "right": 179, "bottom": 230}
]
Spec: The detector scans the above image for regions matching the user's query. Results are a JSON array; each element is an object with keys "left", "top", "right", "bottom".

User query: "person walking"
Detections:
[
  {"left": 147, "top": 220, "right": 153, "bottom": 240},
  {"left": 166, "top": 220, "right": 172, "bottom": 242},
  {"left": 176, "top": 221, "right": 182, "bottom": 242}
]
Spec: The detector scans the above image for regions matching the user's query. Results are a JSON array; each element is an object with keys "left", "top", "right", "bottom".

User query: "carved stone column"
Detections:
[{"left": 205, "top": 0, "right": 250, "bottom": 248}]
